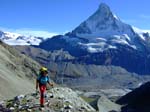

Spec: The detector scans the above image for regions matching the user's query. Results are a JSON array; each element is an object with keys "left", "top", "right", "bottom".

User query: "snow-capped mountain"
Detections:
[
  {"left": 73, "top": 3, "right": 135, "bottom": 38},
  {"left": 67, "top": 3, "right": 150, "bottom": 53},
  {"left": 38, "top": 3, "right": 150, "bottom": 75},
  {"left": 0, "top": 31, "right": 45, "bottom": 45},
  {"left": 39, "top": 3, "right": 150, "bottom": 53},
  {"left": 39, "top": 3, "right": 150, "bottom": 54},
  {"left": 1, "top": 3, "right": 150, "bottom": 50}
]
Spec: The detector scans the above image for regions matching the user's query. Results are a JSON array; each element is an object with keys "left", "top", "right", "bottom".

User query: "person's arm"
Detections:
[
  {"left": 47, "top": 76, "right": 54, "bottom": 87},
  {"left": 36, "top": 79, "right": 39, "bottom": 90},
  {"left": 36, "top": 75, "right": 41, "bottom": 91},
  {"left": 48, "top": 81, "right": 54, "bottom": 87}
]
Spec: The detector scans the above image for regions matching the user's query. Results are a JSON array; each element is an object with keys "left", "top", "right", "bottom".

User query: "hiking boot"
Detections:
[{"left": 40, "top": 104, "right": 44, "bottom": 107}]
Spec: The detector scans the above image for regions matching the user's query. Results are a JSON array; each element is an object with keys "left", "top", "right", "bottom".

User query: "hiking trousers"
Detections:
[{"left": 39, "top": 85, "right": 46, "bottom": 106}]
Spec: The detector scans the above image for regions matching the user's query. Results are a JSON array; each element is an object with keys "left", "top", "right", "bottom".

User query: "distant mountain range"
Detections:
[
  {"left": 0, "top": 3, "right": 150, "bottom": 48},
  {"left": 0, "top": 31, "right": 46, "bottom": 45}
]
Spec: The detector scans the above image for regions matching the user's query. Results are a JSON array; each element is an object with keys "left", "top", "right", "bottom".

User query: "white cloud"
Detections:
[
  {"left": 0, "top": 27, "right": 59, "bottom": 38},
  {"left": 139, "top": 14, "right": 150, "bottom": 19}
]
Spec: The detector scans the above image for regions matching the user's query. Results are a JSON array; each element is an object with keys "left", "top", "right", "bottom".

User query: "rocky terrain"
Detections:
[
  {"left": 0, "top": 87, "right": 96, "bottom": 112},
  {"left": 117, "top": 81, "right": 150, "bottom": 112},
  {"left": 0, "top": 80, "right": 149, "bottom": 112},
  {"left": 0, "top": 87, "right": 127, "bottom": 112},
  {"left": 15, "top": 45, "right": 150, "bottom": 90},
  {"left": 0, "top": 41, "right": 125, "bottom": 112},
  {"left": 1, "top": 39, "right": 150, "bottom": 112},
  {"left": 0, "top": 41, "right": 41, "bottom": 100}
]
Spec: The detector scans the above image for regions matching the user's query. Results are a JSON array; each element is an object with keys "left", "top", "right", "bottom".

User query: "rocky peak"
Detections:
[
  {"left": 72, "top": 3, "right": 135, "bottom": 38},
  {"left": 90, "top": 3, "right": 114, "bottom": 21}
]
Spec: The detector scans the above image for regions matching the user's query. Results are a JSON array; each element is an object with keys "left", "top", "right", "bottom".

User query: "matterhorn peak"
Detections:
[
  {"left": 72, "top": 3, "right": 134, "bottom": 38},
  {"left": 99, "top": 3, "right": 110, "bottom": 9},
  {"left": 97, "top": 3, "right": 112, "bottom": 17},
  {"left": 97, "top": 3, "right": 120, "bottom": 20},
  {"left": 87, "top": 3, "right": 117, "bottom": 24}
]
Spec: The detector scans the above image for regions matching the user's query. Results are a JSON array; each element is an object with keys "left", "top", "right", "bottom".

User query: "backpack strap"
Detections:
[{"left": 37, "top": 74, "right": 42, "bottom": 83}]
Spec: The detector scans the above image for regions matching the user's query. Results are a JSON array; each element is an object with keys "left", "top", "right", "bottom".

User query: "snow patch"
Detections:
[
  {"left": 81, "top": 42, "right": 117, "bottom": 53},
  {"left": 132, "top": 26, "right": 150, "bottom": 40},
  {"left": 113, "top": 14, "right": 120, "bottom": 20}
]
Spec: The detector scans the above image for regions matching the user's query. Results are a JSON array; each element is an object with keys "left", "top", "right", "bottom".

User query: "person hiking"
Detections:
[{"left": 36, "top": 67, "right": 53, "bottom": 107}]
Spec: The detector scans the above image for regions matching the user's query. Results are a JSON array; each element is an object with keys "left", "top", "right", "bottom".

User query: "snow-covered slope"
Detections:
[
  {"left": 132, "top": 26, "right": 150, "bottom": 40},
  {"left": 0, "top": 31, "right": 45, "bottom": 45}
]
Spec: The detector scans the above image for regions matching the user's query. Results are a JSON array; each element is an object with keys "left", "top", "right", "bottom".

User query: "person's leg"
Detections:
[{"left": 39, "top": 85, "right": 46, "bottom": 107}]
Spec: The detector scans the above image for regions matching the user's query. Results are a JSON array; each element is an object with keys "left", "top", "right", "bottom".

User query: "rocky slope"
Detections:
[
  {"left": 116, "top": 81, "right": 150, "bottom": 112},
  {"left": 15, "top": 45, "right": 150, "bottom": 90},
  {"left": 97, "top": 95, "right": 121, "bottom": 112},
  {"left": 0, "top": 87, "right": 129, "bottom": 112},
  {"left": 0, "top": 87, "right": 96, "bottom": 112},
  {"left": 1, "top": 82, "right": 150, "bottom": 112},
  {"left": 0, "top": 41, "right": 41, "bottom": 100}
]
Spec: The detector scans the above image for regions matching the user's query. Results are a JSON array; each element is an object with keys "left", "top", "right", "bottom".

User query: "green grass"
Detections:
[
  {"left": 81, "top": 96, "right": 96, "bottom": 103},
  {"left": 80, "top": 95, "right": 99, "bottom": 111}
]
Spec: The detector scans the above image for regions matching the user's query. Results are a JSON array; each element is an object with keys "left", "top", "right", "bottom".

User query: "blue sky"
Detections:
[{"left": 0, "top": 0, "right": 150, "bottom": 36}]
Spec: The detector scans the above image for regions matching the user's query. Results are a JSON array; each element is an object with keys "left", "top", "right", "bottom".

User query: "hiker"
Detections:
[{"left": 36, "top": 67, "right": 53, "bottom": 107}]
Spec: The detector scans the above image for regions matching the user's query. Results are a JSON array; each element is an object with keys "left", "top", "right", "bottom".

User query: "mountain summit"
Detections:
[{"left": 72, "top": 3, "right": 135, "bottom": 40}]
